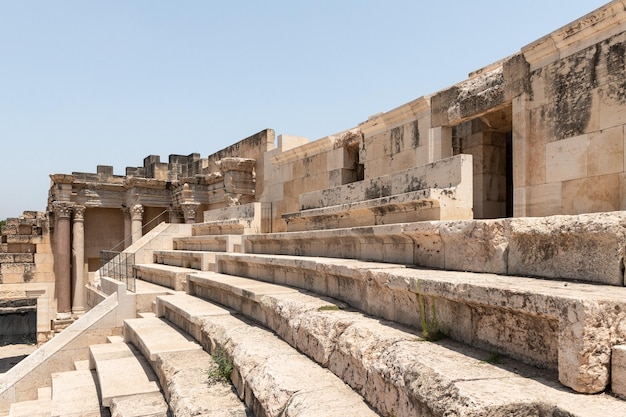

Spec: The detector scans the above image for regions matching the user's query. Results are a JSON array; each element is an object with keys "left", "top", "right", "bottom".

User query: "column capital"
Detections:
[
  {"left": 52, "top": 202, "right": 72, "bottom": 219},
  {"left": 130, "top": 204, "right": 144, "bottom": 221},
  {"left": 181, "top": 202, "right": 200, "bottom": 223},
  {"left": 72, "top": 205, "right": 86, "bottom": 222}
]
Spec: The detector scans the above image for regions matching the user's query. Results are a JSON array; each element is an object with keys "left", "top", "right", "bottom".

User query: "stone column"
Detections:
[
  {"left": 130, "top": 204, "right": 144, "bottom": 244},
  {"left": 122, "top": 207, "right": 131, "bottom": 249},
  {"left": 53, "top": 203, "right": 72, "bottom": 317},
  {"left": 181, "top": 203, "right": 200, "bottom": 224},
  {"left": 71, "top": 206, "right": 86, "bottom": 315}
]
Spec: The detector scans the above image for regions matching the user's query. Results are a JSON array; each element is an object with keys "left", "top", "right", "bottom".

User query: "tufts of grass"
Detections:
[
  {"left": 417, "top": 279, "right": 446, "bottom": 341},
  {"left": 483, "top": 352, "right": 503, "bottom": 364},
  {"left": 207, "top": 348, "right": 234, "bottom": 384},
  {"left": 317, "top": 305, "right": 341, "bottom": 311}
]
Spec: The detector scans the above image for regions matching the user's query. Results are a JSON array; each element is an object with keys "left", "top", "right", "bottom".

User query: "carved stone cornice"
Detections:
[{"left": 49, "top": 174, "right": 75, "bottom": 184}]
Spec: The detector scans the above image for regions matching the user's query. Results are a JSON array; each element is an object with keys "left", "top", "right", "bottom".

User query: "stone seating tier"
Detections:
[
  {"left": 155, "top": 294, "right": 381, "bottom": 417},
  {"left": 173, "top": 234, "right": 243, "bottom": 253},
  {"left": 282, "top": 154, "right": 473, "bottom": 231},
  {"left": 211, "top": 252, "right": 626, "bottom": 395},
  {"left": 152, "top": 249, "right": 215, "bottom": 271},
  {"left": 161, "top": 280, "right": 626, "bottom": 415},
  {"left": 245, "top": 212, "right": 626, "bottom": 286},
  {"left": 134, "top": 263, "right": 191, "bottom": 292}
]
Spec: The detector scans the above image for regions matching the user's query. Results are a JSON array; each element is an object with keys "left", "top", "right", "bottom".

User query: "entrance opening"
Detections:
[
  {"left": 0, "top": 298, "right": 36, "bottom": 345},
  {"left": 345, "top": 142, "right": 364, "bottom": 184},
  {"left": 455, "top": 105, "right": 513, "bottom": 219}
]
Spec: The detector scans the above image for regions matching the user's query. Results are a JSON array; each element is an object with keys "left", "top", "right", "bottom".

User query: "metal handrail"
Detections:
[
  {"left": 99, "top": 208, "right": 170, "bottom": 292},
  {"left": 100, "top": 250, "right": 135, "bottom": 292}
]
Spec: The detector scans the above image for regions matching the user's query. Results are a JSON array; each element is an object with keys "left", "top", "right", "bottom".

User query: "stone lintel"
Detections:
[{"left": 431, "top": 66, "right": 506, "bottom": 128}]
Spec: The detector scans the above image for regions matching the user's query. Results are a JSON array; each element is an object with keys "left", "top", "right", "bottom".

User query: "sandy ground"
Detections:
[{"left": 0, "top": 343, "right": 37, "bottom": 374}]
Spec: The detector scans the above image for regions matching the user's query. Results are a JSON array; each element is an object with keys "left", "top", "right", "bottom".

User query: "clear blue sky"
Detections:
[{"left": 0, "top": 1, "right": 609, "bottom": 220}]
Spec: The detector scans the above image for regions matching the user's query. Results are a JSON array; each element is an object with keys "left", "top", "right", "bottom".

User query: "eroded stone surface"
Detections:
[
  {"left": 156, "top": 349, "right": 250, "bottom": 417},
  {"left": 509, "top": 212, "right": 626, "bottom": 285}
]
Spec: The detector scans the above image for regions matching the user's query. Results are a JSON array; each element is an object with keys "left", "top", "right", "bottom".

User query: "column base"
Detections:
[{"left": 56, "top": 312, "right": 72, "bottom": 321}]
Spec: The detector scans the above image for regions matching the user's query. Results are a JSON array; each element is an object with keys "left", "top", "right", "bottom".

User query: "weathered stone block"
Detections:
[
  {"left": 588, "top": 126, "right": 624, "bottom": 176},
  {"left": 525, "top": 183, "right": 563, "bottom": 217},
  {"left": 440, "top": 219, "right": 509, "bottom": 274},
  {"left": 562, "top": 173, "right": 620, "bottom": 214},
  {"left": 612, "top": 345, "right": 626, "bottom": 399},
  {"left": 508, "top": 212, "right": 626, "bottom": 285},
  {"left": 545, "top": 134, "right": 588, "bottom": 182}
]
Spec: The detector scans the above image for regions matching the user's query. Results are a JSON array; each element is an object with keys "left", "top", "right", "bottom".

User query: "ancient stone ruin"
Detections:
[{"left": 3, "top": 2, "right": 626, "bottom": 416}]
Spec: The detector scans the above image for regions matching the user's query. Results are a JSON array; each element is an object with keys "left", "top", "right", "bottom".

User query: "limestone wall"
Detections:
[
  {"left": 514, "top": 2, "right": 626, "bottom": 217},
  {"left": 0, "top": 212, "right": 55, "bottom": 343},
  {"left": 205, "top": 129, "right": 275, "bottom": 200},
  {"left": 261, "top": 101, "right": 450, "bottom": 232}
]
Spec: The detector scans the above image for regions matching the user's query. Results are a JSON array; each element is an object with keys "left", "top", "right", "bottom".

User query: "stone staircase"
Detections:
[
  {"left": 130, "top": 221, "right": 626, "bottom": 416},
  {"left": 8, "top": 216, "right": 626, "bottom": 416}
]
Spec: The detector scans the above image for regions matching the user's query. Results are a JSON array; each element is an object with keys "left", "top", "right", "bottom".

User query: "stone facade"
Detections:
[
  {"left": 2, "top": 1, "right": 626, "bottom": 346},
  {"left": 0, "top": 212, "right": 55, "bottom": 343}
]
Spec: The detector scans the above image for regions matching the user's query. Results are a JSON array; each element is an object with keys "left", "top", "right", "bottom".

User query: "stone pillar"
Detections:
[
  {"left": 181, "top": 203, "right": 200, "bottom": 224},
  {"left": 122, "top": 207, "right": 131, "bottom": 249},
  {"left": 130, "top": 204, "right": 144, "bottom": 244},
  {"left": 428, "top": 127, "right": 453, "bottom": 163},
  {"left": 53, "top": 203, "right": 72, "bottom": 317},
  {"left": 512, "top": 93, "right": 529, "bottom": 217},
  {"left": 71, "top": 206, "right": 86, "bottom": 315}
]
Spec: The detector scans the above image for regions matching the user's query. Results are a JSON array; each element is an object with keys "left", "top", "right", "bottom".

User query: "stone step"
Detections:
[
  {"left": 73, "top": 359, "right": 90, "bottom": 370},
  {"left": 192, "top": 219, "right": 246, "bottom": 236},
  {"left": 88, "top": 342, "right": 161, "bottom": 407},
  {"left": 124, "top": 298, "right": 251, "bottom": 415},
  {"left": 211, "top": 252, "right": 626, "bottom": 394},
  {"left": 173, "top": 234, "right": 243, "bottom": 253},
  {"left": 155, "top": 348, "right": 251, "bottom": 416},
  {"left": 123, "top": 316, "right": 201, "bottom": 364},
  {"left": 182, "top": 271, "right": 626, "bottom": 416},
  {"left": 50, "top": 369, "right": 103, "bottom": 417},
  {"left": 108, "top": 391, "right": 168, "bottom": 417},
  {"left": 153, "top": 249, "right": 215, "bottom": 271},
  {"left": 9, "top": 396, "right": 50, "bottom": 417},
  {"left": 134, "top": 263, "right": 190, "bottom": 291},
  {"left": 153, "top": 292, "right": 378, "bottom": 417},
  {"left": 106, "top": 335, "right": 125, "bottom": 344}
]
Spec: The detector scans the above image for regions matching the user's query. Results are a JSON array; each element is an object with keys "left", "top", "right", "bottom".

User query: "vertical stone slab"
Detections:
[{"left": 428, "top": 126, "right": 453, "bottom": 164}]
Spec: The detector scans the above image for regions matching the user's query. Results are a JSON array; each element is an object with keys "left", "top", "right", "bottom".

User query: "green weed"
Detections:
[{"left": 207, "top": 348, "right": 234, "bottom": 384}]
